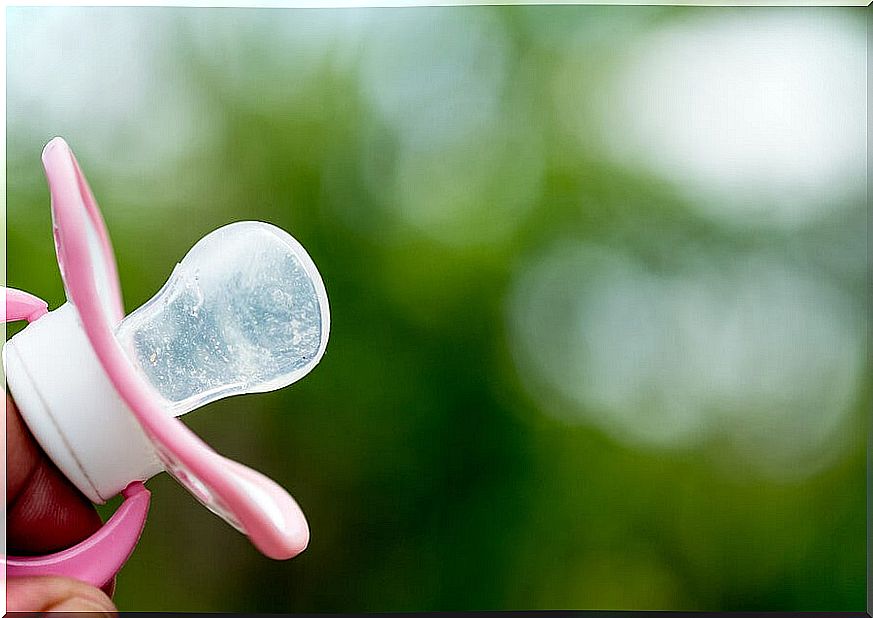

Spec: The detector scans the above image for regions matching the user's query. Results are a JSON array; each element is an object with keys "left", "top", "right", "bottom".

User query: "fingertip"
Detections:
[
  {"left": 6, "top": 575, "right": 117, "bottom": 614},
  {"left": 47, "top": 596, "right": 117, "bottom": 616},
  {"left": 6, "top": 460, "right": 103, "bottom": 554},
  {"left": 6, "top": 393, "right": 103, "bottom": 554}
]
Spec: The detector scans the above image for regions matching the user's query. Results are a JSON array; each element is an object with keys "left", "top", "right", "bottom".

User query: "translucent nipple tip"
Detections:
[{"left": 115, "top": 222, "right": 330, "bottom": 415}]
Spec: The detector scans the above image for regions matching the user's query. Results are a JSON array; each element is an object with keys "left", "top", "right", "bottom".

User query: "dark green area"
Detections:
[{"left": 6, "top": 6, "right": 866, "bottom": 612}]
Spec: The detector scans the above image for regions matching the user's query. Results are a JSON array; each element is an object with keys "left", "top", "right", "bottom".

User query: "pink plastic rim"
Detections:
[
  {"left": 42, "top": 137, "right": 310, "bottom": 559},
  {"left": 4, "top": 289, "right": 150, "bottom": 587}
]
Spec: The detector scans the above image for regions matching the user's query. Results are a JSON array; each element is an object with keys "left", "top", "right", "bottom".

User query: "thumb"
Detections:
[{"left": 6, "top": 575, "right": 118, "bottom": 614}]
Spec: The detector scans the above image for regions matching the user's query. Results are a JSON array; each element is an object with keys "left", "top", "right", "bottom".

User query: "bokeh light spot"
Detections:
[{"left": 508, "top": 241, "right": 864, "bottom": 480}]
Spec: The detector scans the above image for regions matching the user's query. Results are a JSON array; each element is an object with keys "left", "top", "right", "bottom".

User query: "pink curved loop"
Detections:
[
  {"left": 4, "top": 288, "right": 49, "bottom": 322},
  {"left": 43, "top": 137, "right": 310, "bottom": 559},
  {"left": 4, "top": 294, "right": 151, "bottom": 586},
  {"left": 4, "top": 483, "right": 151, "bottom": 588}
]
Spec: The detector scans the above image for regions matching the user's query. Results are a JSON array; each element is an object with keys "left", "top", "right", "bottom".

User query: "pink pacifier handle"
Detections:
[
  {"left": 3, "top": 287, "right": 151, "bottom": 588},
  {"left": 4, "top": 288, "right": 49, "bottom": 322}
]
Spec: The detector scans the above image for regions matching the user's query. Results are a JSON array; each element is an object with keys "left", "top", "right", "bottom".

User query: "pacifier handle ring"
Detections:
[{"left": 3, "top": 287, "right": 151, "bottom": 588}]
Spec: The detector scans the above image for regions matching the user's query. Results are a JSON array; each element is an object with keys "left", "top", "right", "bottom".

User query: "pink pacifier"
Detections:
[{"left": 3, "top": 137, "right": 330, "bottom": 587}]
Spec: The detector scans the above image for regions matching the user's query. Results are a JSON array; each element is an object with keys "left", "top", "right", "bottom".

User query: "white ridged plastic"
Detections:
[{"left": 3, "top": 302, "right": 163, "bottom": 503}]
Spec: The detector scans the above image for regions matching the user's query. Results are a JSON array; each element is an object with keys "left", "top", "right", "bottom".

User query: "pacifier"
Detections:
[{"left": 3, "top": 137, "right": 330, "bottom": 586}]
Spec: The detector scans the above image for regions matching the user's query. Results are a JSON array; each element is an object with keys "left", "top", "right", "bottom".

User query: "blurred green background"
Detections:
[{"left": 5, "top": 6, "right": 867, "bottom": 612}]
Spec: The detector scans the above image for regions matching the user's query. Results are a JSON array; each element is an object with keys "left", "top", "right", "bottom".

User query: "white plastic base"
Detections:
[{"left": 3, "top": 302, "right": 163, "bottom": 503}]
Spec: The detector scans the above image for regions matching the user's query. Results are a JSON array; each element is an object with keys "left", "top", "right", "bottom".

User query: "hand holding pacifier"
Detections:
[{"left": 3, "top": 137, "right": 330, "bottom": 586}]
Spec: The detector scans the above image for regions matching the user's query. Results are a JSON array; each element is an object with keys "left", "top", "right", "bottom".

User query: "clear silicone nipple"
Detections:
[{"left": 115, "top": 221, "right": 330, "bottom": 416}]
